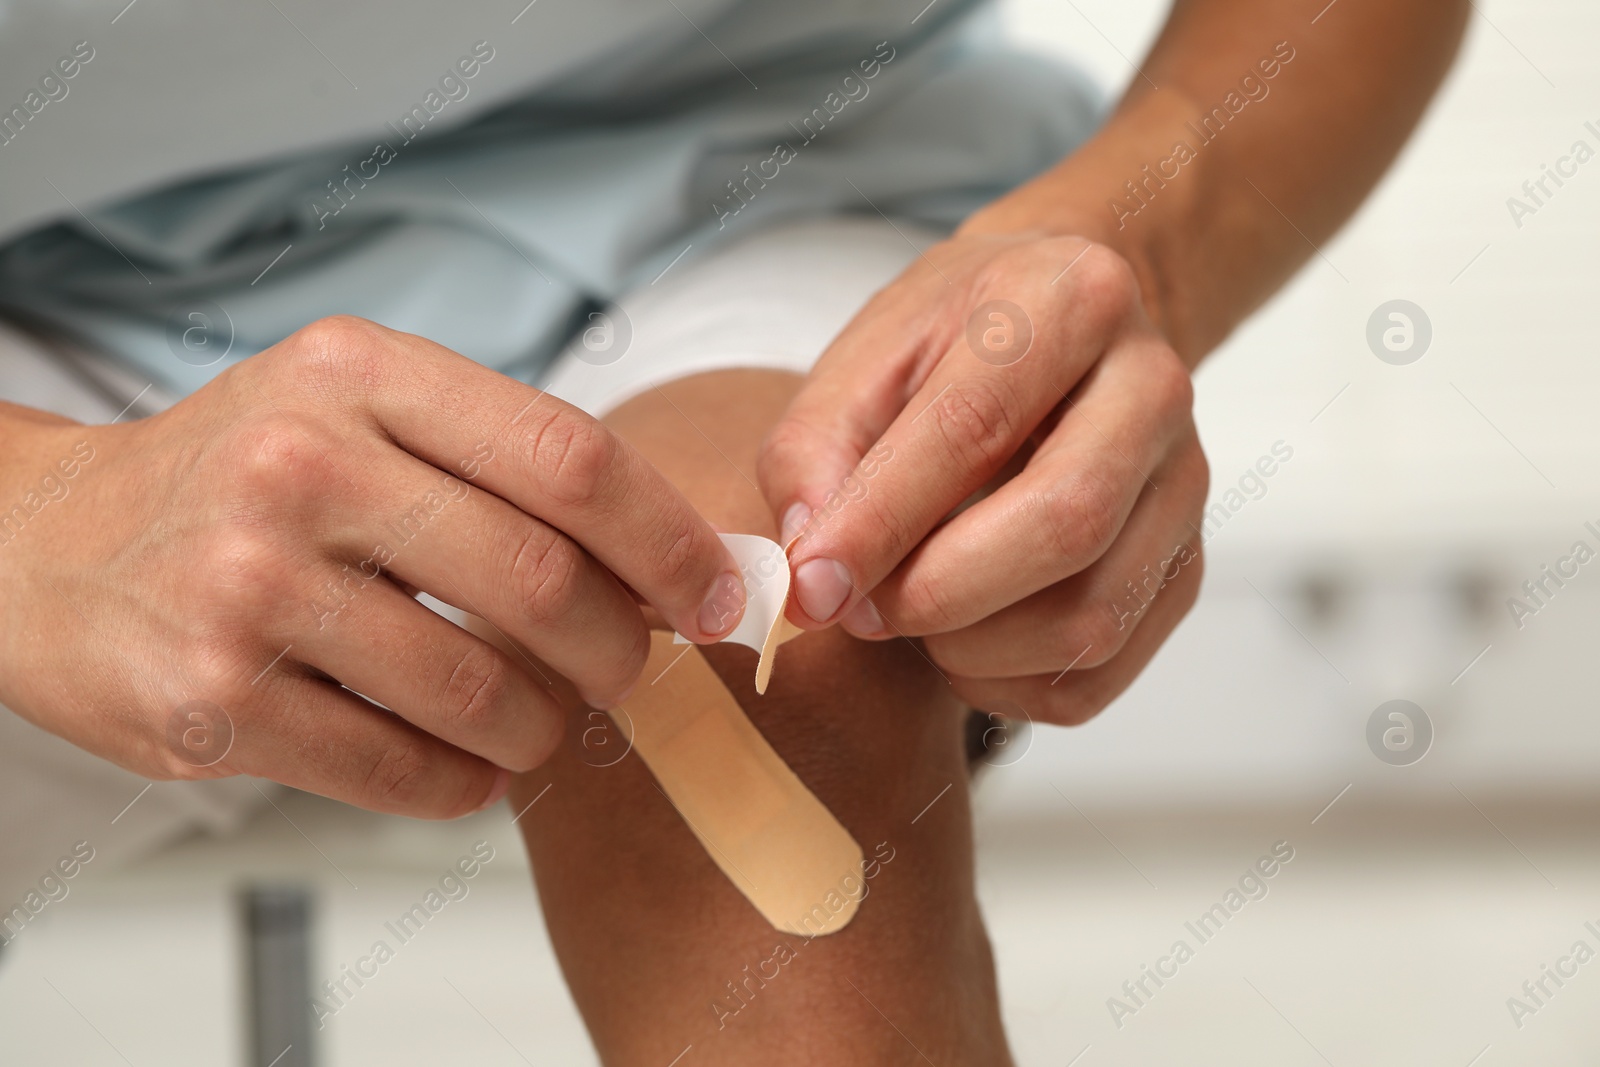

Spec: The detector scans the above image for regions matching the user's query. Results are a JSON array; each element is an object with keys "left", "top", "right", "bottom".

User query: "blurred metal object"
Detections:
[
  {"left": 1291, "top": 567, "right": 1349, "bottom": 631},
  {"left": 1446, "top": 563, "right": 1504, "bottom": 631},
  {"left": 241, "top": 885, "right": 317, "bottom": 1067}
]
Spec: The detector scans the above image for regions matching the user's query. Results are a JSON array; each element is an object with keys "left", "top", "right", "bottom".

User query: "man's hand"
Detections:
[
  {"left": 759, "top": 234, "right": 1206, "bottom": 725},
  {"left": 0, "top": 316, "right": 746, "bottom": 817}
]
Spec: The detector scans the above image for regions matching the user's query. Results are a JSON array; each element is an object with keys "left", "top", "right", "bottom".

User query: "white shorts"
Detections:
[
  {"left": 539, "top": 215, "right": 939, "bottom": 415},
  {"left": 0, "top": 214, "right": 937, "bottom": 907}
]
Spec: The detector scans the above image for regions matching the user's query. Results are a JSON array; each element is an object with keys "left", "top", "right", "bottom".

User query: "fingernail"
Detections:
[
  {"left": 840, "top": 595, "right": 885, "bottom": 638},
  {"left": 479, "top": 767, "right": 511, "bottom": 811},
  {"left": 780, "top": 501, "right": 812, "bottom": 544},
  {"left": 795, "top": 557, "right": 852, "bottom": 624},
  {"left": 698, "top": 570, "right": 746, "bottom": 637}
]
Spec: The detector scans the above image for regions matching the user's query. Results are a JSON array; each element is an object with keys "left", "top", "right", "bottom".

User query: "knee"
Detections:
[{"left": 699, "top": 626, "right": 969, "bottom": 846}]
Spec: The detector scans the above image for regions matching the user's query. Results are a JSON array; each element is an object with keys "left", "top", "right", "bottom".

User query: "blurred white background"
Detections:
[
  {"left": 4, "top": 0, "right": 1599, "bottom": 1064},
  {"left": 999, "top": 0, "right": 1600, "bottom": 811}
]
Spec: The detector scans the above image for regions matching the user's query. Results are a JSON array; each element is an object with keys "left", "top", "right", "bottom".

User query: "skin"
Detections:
[
  {"left": 485, "top": 369, "right": 1012, "bottom": 1066},
  {"left": 766, "top": 0, "right": 1471, "bottom": 725},
  {"left": 0, "top": 0, "right": 1468, "bottom": 806}
]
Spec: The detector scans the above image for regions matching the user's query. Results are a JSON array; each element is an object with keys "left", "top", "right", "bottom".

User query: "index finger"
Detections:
[
  {"left": 784, "top": 244, "right": 1138, "bottom": 626},
  {"left": 274, "top": 316, "right": 746, "bottom": 642}
]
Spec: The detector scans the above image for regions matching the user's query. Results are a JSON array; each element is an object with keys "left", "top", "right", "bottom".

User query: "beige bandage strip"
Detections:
[
  {"left": 674, "top": 533, "right": 804, "bottom": 694},
  {"left": 624, "top": 534, "right": 862, "bottom": 935}
]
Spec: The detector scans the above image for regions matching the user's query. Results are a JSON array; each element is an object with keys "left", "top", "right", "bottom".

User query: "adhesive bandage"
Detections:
[
  {"left": 673, "top": 533, "right": 804, "bottom": 694},
  {"left": 625, "top": 533, "right": 863, "bottom": 935}
]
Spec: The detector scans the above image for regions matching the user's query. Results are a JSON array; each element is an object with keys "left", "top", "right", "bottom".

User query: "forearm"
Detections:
[{"left": 961, "top": 0, "right": 1470, "bottom": 363}]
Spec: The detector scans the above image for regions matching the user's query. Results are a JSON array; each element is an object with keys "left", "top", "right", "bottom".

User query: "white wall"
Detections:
[{"left": 984, "top": 0, "right": 1600, "bottom": 813}]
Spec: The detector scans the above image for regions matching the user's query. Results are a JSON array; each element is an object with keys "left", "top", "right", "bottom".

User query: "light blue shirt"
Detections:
[{"left": 0, "top": 0, "right": 1100, "bottom": 396}]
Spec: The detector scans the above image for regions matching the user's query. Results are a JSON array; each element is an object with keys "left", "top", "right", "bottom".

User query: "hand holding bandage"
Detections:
[{"left": 761, "top": 232, "right": 1207, "bottom": 731}]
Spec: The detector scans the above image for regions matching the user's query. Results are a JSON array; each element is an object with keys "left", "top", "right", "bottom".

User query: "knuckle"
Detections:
[
  {"left": 187, "top": 634, "right": 253, "bottom": 696},
  {"left": 883, "top": 507, "right": 924, "bottom": 561},
  {"left": 531, "top": 411, "right": 617, "bottom": 508},
  {"left": 614, "top": 621, "right": 652, "bottom": 690},
  {"left": 1036, "top": 684, "right": 1105, "bottom": 727},
  {"left": 225, "top": 415, "right": 342, "bottom": 499},
  {"left": 438, "top": 644, "right": 513, "bottom": 736},
  {"left": 931, "top": 379, "right": 1016, "bottom": 470},
  {"left": 1183, "top": 437, "right": 1211, "bottom": 507},
  {"left": 1042, "top": 469, "right": 1123, "bottom": 565},
  {"left": 146, "top": 692, "right": 240, "bottom": 783},
  {"left": 1069, "top": 602, "right": 1131, "bottom": 669},
  {"left": 654, "top": 523, "right": 705, "bottom": 593},
  {"left": 149, "top": 749, "right": 220, "bottom": 783},
  {"left": 754, "top": 420, "right": 808, "bottom": 489},
  {"left": 756, "top": 415, "right": 865, "bottom": 503},
  {"left": 969, "top": 255, "right": 1020, "bottom": 303},
  {"left": 279, "top": 315, "right": 390, "bottom": 393},
  {"left": 508, "top": 524, "right": 584, "bottom": 626},
  {"left": 964, "top": 673, "right": 1098, "bottom": 728},
  {"left": 1172, "top": 547, "right": 1206, "bottom": 604},
  {"left": 1071, "top": 244, "right": 1141, "bottom": 316},
  {"left": 971, "top": 238, "right": 1058, "bottom": 294},
  {"left": 194, "top": 526, "right": 296, "bottom": 613},
  {"left": 922, "top": 630, "right": 975, "bottom": 675},
  {"left": 584, "top": 616, "right": 651, "bottom": 707},
  {"left": 295, "top": 313, "right": 376, "bottom": 349},
  {"left": 896, "top": 575, "right": 965, "bottom": 635},
  {"left": 757, "top": 421, "right": 822, "bottom": 508},
  {"left": 363, "top": 738, "right": 436, "bottom": 811},
  {"left": 654, "top": 527, "right": 709, "bottom": 605},
  {"left": 1147, "top": 349, "right": 1196, "bottom": 419}
]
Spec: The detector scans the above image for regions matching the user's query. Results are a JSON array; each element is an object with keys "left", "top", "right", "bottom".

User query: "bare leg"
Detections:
[{"left": 492, "top": 370, "right": 1011, "bottom": 1066}]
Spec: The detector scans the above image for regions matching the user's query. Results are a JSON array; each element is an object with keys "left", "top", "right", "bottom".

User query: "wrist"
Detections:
[
  {"left": 0, "top": 401, "right": 84, "bottom": 469},
  {"left": 0, "top": 404, "right": 93, "bottom": 565},
  {"left": 958, "top": 88, "right": 1213, "bottom": 364}
]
